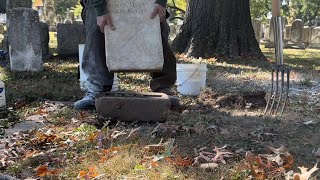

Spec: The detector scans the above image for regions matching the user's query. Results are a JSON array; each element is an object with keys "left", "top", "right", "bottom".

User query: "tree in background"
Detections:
[
  {"left": 53, "top": 0, "right": 78, "bottom": 16},
  {"left": 287, "top": 0, "right": 320, "bottom": 25},
  {"left": 172, "top": 0, "right": 264, "bottom": 59}
]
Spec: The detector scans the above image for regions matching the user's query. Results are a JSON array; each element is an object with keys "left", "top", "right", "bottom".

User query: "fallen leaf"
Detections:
[
  {"left": 35, "top": 165, "right": 62, "bottom": 177},
  {"left": 165, "top": 157, "right": 193, "bottom": 166},
  {"left": 211, "top": 146, "right": 234, "bottom": 164},
  {"left": 293, "top": 162, "right": 318, "bottom": 180},
  {"left": 200, "top": 163, "right": 218, "bottom": 170}
]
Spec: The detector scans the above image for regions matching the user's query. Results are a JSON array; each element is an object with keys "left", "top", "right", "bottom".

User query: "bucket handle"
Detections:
[{"left": 177, "top": 66, "right": 201, "bottom": 86}]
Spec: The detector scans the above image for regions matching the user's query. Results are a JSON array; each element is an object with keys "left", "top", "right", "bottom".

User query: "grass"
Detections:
[{"left": 0, "top": 45, "right": 319, "bottom": 179}]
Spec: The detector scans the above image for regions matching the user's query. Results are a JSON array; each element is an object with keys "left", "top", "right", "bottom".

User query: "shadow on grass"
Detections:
[
  {"left": 1, "top": 59, "right": 83, "bottom": 107},
  {"left": 215, "top": 48, "right": 320, "bottom": 74}
]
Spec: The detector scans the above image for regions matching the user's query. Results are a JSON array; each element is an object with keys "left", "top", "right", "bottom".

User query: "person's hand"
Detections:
[
  {"left": 97, "top": 14, "right": 115, "bottom": 33},
  {"left": 150, "top": 4, "right": 166, "bottom": 22}
]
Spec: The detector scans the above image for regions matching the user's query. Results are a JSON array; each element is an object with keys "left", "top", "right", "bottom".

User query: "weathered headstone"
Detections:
[
  {"left": 69, "top": 10, "right": 75, "bottom": 24},
  {"left": 105, "top": 0, "right": 164, "bottom": 72},
  {"left": 56, "top": 14, "right": 62, "bottom": 24},
  {"left": 6, "top": 0, "right": 32, "bottom": 24},
  {"left": 39, "top": 22, "right": 50, "bottom": 58},
  {"left": 57, "top": 24, "right": 86, "bottom": 57},
  {"left": 6, "top": 0, "right": 32, "bottom": 11},
  {"left": 7, "top": 8, "right": 42, "bottom": 71},
  {"left": 289, "top": 19, "right": 305, "bottom": 48},
  {"left": 252, "top": 19, "right": 262, "bottom": 42},
  {"left": 309, "top": 27, "right": 320, "bottom": 49},
  {"left": 302, "top": 26, "right": 312, "bottom": 46},
  {"left": 284, "top": 25, "right": 291, "bottom": 41},
  {"left": 265, "top": 17, "right": 285, "bottom": 48}
]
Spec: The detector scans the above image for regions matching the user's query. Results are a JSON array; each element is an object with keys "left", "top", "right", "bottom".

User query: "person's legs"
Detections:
[
  {"left": 150, "top": 21, "right": 177, "bottom": 93},
  {"left": 74, "top": 1, "right": 114, "bottom": 110}
]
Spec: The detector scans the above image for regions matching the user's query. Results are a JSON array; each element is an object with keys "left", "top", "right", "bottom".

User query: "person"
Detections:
[{"left": 75, "top": 0, "right": 177, "bottom": 110}]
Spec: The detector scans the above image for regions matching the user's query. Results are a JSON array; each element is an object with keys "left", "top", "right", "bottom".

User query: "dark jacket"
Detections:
[{"left": 80, "top": 0, "right": 168, "bottom": 16}]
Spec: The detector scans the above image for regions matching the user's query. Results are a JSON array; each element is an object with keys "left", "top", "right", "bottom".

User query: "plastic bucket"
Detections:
[
  {"left": 176, "top": 64, "right": 207, "bottom": 96},
  {"left": 79, "top": 44, "right": 119, "bottom": 92}
]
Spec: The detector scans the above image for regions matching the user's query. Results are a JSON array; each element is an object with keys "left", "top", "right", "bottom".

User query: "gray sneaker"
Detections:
[{"left": 74, "top": 92, "right": 96, "bottom": 110}]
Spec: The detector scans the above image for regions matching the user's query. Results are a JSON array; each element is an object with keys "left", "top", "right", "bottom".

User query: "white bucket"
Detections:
[
  {"left": 79, "top": 44, "right": 119, "bottom": 92},
  {"left": 176, "top": 64, "right": 207, "bottom": 96}
]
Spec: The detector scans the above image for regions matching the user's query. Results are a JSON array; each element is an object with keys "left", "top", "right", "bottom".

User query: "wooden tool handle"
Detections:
[{"left": 271, "top": 0, "right": 281, "bottom": 17}]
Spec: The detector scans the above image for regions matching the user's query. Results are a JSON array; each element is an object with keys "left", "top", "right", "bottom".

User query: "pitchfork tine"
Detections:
[
  {"left": 269, "top": 67, "right": 279, "bottom": 115},
  {"left": 280, "top": 68, "right": 290, "bottom": 116},
  {"left": 275, "top": 67, "right": 285, "bottom": 114},
  {"left": 264, "top": 67, "right": 275, "bottom": 115}
]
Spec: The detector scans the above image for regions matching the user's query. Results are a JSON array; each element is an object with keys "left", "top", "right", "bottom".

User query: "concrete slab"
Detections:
[{"left": 95, "top": 92, "right": 170, "bottom": 122}]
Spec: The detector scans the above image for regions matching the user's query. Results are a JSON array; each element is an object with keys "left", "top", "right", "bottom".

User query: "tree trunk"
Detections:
[{"left": 172, "top": 0, "right": 265, "bottom": 60}]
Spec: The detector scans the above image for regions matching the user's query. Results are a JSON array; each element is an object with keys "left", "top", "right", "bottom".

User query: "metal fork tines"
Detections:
[{"left": 264, "top": 65, "right": 290, "bottom": 117}]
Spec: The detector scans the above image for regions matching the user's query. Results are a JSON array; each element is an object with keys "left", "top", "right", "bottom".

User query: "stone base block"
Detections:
[{"left": 95, "top": 92, "right": 170, "bottom": 122}]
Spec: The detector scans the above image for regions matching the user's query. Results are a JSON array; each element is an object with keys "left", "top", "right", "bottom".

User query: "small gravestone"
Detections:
[
  {"left": 309, "top": 27, "right": 320, "bottom": 49},
  {"left": 105, "top": 0, "right": 164, "bottom": 72},
  {"left": 57, "top": 24, "right": 86, "bottom": 57},
  {"left": 56, "top": 14, "right": 62, "bottom": 24},
  {"left": 289, "top": 19, "right": 305, "bottom": 49},
  {"left": 6, "top": 0, "right": 32, "bottom": 25},
  {"left": 284, "top": 25, "right": 291, "bottom": 41},
  {"left": 6, "top": 0, "right": 32, "bottom": 11},
  {"left": 252, "top": 19, "right": 262, "bottom": 42},
  {"left": 39, "top": 22, "right": 50, "bottom": 57},
  {"left": 7, "top": 8, "right": 42, "bottom": 71},
  {"left": 265, "top": 17, "right": 285, "bottom": 48},
  {"left": 69, "top": 10, "right": 75, "bottom": 24},
  {"left": 302, "top": 26, "right": 312, "bottom": 46}
]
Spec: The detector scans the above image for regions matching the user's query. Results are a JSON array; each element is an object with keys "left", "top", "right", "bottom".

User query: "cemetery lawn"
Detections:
[{"left": 0, "top": 47, "right": 320, "bottom": 179}]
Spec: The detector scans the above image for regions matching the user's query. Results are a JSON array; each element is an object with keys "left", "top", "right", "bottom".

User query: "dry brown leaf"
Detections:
[
  {"left": 35, "top": 165, "right": 62, "bottom": 177},
  {"left": 293, "top": 162, "right": 318, "bottom": 180},
  {"left": 165, "top": 157, "right": 193, "bottom": 166},
  {"left": 212, "top": 146, "right": 234, "bottom": 164}
]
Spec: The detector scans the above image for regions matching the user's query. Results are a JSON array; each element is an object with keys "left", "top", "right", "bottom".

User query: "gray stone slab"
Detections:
[
  {"left": 105, "top": 0, "right": 164, "bottom": 72},
  {"left": 57, "top": 23, "right": 86, "bottom": 57},
  {"left": 6, "top": 0, "right": 32, "bottom": 11},
  {"left": 7, "top": 8, "right": 43, "bottom": 71},
  {"left": 290, "top": 19, "right": 304, "bottom": 43},
  {"left": 95, "top": 92, "right": 170, "bottom": 122},
  {"left": 39, "top": 22, "right": 50, "bottom": 57},
  {"left": 309, "top": 27, "right": 320, "bottom": 49}
]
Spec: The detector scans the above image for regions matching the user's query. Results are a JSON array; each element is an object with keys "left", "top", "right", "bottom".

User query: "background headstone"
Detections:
[
  {"left": 39, "top": 22, "right": 50, "bottom": 58},
  {"left": 290, "top": 19, "right": 304, "bottom": 43},
  {"left": 252, "top": 19, "right": 262, "bottom": 42},
  {"left": 56, "top": 14, "right": 62, "bottom": 24},
  {"left": 7, "top": 8, "right": 42, "bottom": 71},
  {"left": 265, "top": 17, "right": 285, "bottom": 48},
  {"left": 6, "top": 0, "right": 32, "bottom": 11},
  {"left": 284, "top": 25, "right": 291, "bottom": 41},
  {"left": 6, "top": 0, "right": 32, "bottom": 24},
  {"left": 309, "top": 27, "right": 320, "bottom": 49},
  {"left": 105, "top": 0, "right": 164, "bottom": 72},
  {"left": 57, "top": 24, "right": 86, "bottom": 57},
  {"left": 302, "top": 26, "right": 312, "bottom": 46}
]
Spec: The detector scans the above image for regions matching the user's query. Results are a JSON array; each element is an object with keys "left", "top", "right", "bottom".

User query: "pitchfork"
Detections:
[{"left": 264, "top": 0, "right": 290, "bottom": 117}]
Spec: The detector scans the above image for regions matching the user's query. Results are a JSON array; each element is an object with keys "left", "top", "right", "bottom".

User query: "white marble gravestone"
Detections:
[{"left": 104, "top": 0, "right": 164, "bottom": 72}]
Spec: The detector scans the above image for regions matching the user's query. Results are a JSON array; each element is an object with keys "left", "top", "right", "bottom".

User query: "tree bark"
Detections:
[{"left": 172, "top": 0, "right": 265, "bottom": 60}]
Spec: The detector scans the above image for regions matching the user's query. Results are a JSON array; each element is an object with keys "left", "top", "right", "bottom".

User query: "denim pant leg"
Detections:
[
  {"left": 81, "top": 2, "right": 114, "bottom": 93},
  {"left": 150, "top": 21, "right": 177, "bottom": 92}
]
